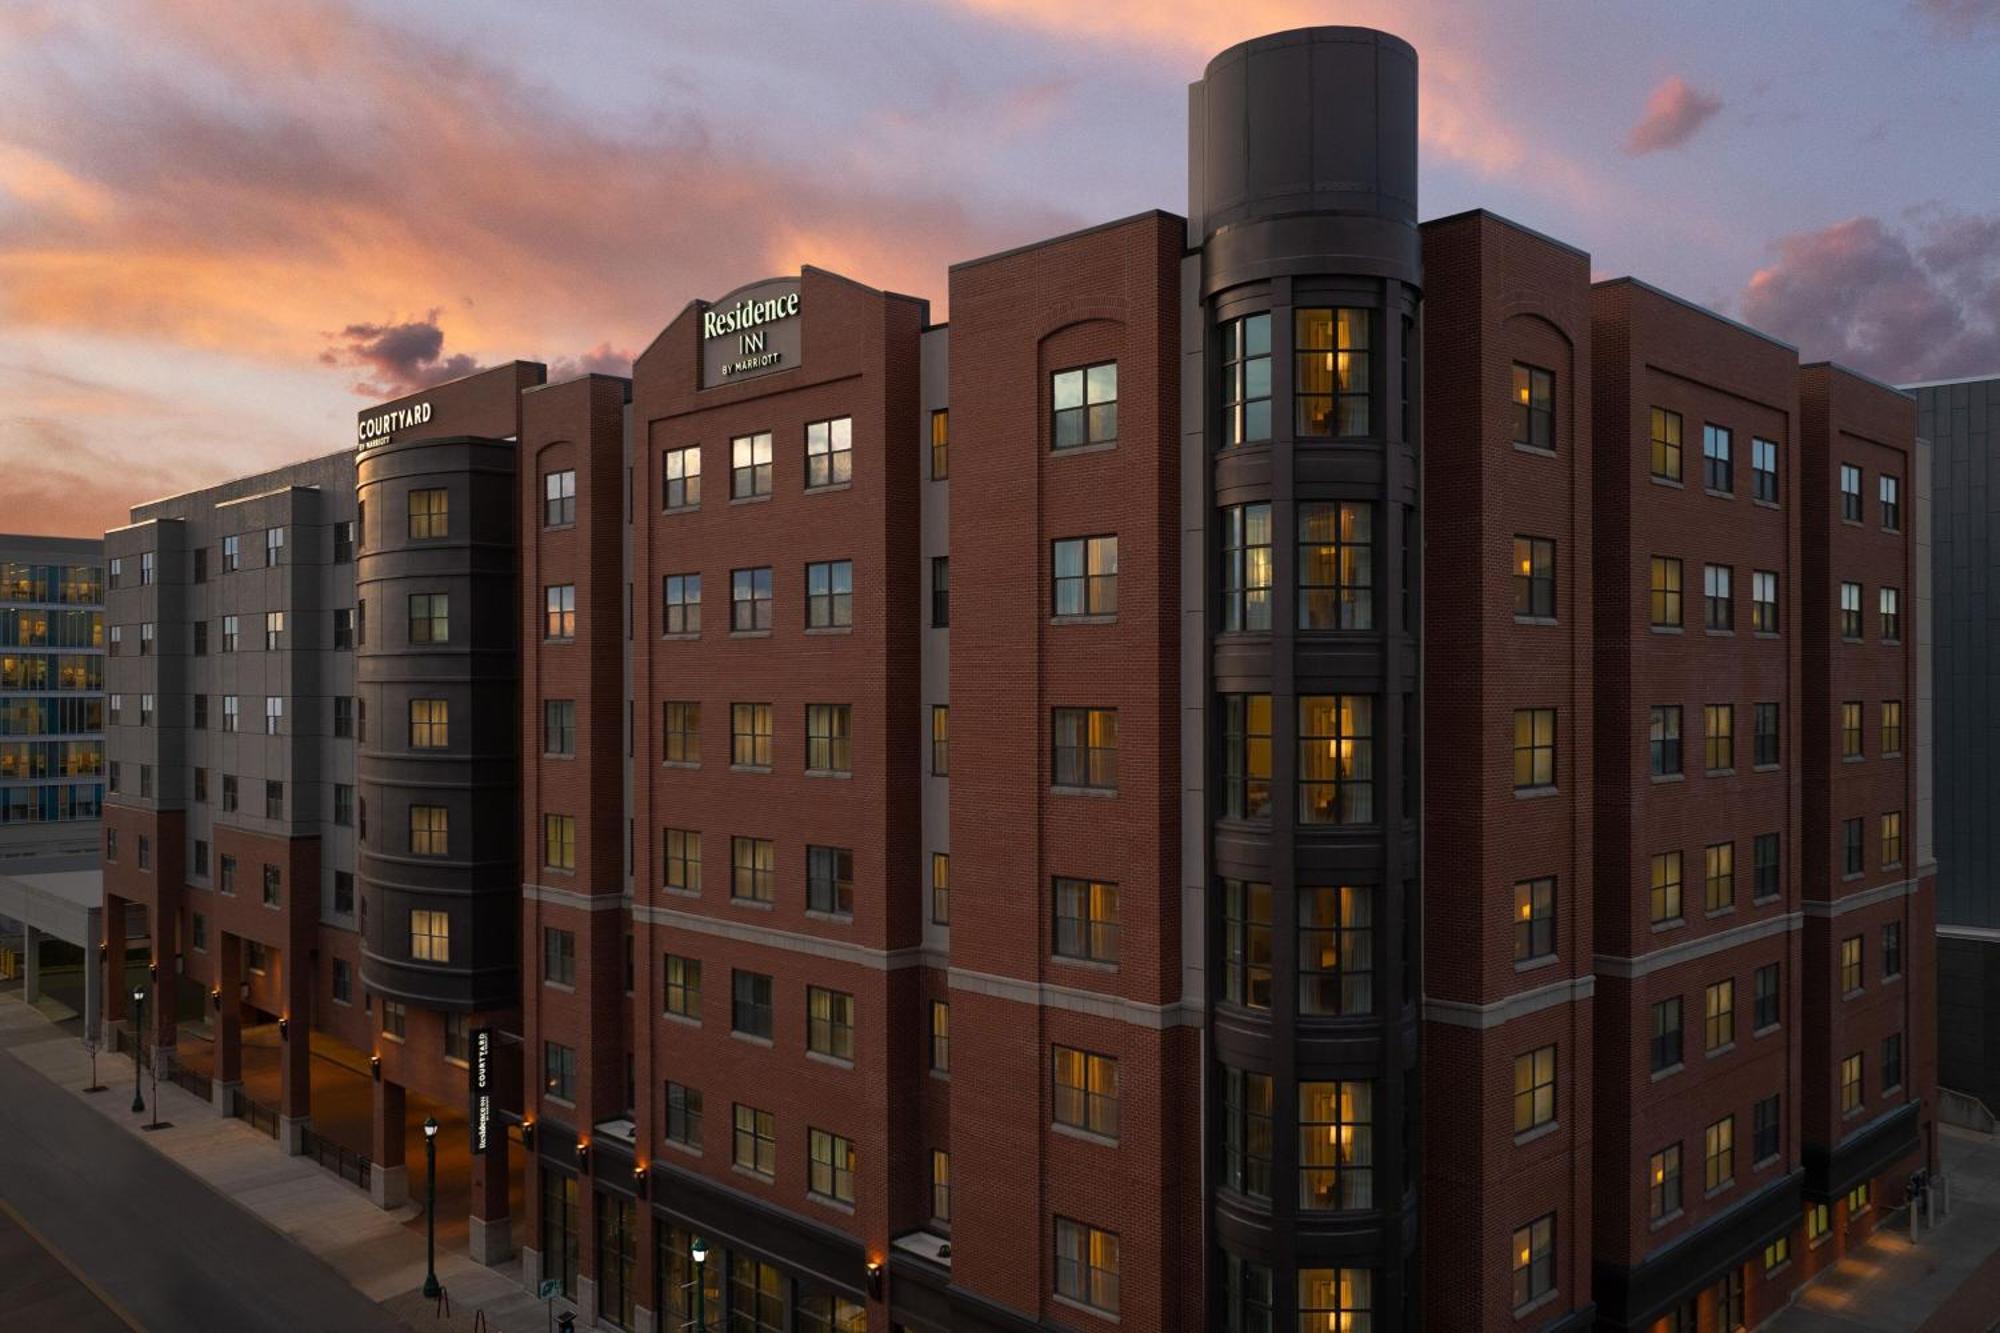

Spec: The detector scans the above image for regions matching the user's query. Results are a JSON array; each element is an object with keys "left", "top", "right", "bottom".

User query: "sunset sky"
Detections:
[{"left": 2, "top": 0, "right": 1997, "bottom": 538}]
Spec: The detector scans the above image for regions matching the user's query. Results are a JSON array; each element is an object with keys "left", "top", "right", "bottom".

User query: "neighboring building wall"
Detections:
[
  {"left": 1418, "top": 210, "right": 1596, "bottom": 1333},
  {"left": 1914, "top": 373, "right": 2000, "bottom": 1113},
  {"left": 0, "top": 535, "right": 104, "bottom": 870}
]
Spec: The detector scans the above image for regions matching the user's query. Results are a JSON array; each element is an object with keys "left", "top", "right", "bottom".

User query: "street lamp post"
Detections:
[
  {"left": 422, "top": 1116, "right": 441, "bottom": 1300},
  {"left": 129, "top": 987, "right": 146, "bottom": 1114},
  {"left": 691, "top": 1235, "right": 708, "bottom": 1331}
]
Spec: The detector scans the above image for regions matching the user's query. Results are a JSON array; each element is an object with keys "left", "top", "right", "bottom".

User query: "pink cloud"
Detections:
[
  {"left": 1625, "top": 76, "right": 1723, "bottom": 155},
  {"left": 1739, "top": 211, "right": 2000, "bottom": 383},
  {"left": 321, "top": 311, "right": 481, "bottom": 398}
]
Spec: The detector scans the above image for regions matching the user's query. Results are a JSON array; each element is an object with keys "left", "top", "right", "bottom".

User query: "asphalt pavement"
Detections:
[{"left": 0, "top": 1031, "right": 404, "bottom": 1333}]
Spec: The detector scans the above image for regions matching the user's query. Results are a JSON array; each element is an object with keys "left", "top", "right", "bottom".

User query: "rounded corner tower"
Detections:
[
  {"left": 1189, "top": 25, "right": 1423, "bottom": 1330},
  {"left": 355, "top": 432, "right": 521, "bottom": 1013}
]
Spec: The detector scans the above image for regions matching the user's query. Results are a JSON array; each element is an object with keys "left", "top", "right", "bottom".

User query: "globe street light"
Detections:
[
  {"left": 691, "top": 1235, "right": 709, "bottom": 1330},
  {"left": 422, "top": 1116, "right": 441, "bottom": 1300},
  {"left": 129, "top": 986, "right": 146, "bottom": 1114}
]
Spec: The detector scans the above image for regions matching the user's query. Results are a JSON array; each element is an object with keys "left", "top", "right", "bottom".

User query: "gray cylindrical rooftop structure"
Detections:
[{"left": 1189, "top": 26, "right": 1420, "bottom": 295}]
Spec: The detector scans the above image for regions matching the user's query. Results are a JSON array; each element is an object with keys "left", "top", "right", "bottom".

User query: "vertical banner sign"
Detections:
[{"left": 471, "top": 1026, "right": 494, "bottom": 1155}]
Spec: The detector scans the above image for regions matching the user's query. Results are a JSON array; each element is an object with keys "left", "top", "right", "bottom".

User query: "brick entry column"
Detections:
[
  {"left": 276, "top": 953, "right": 311, "bottom": 1155},
  {"left": 213, "top": 934, "right": 243, "bottom": 1115},
  {"left": 99, "top": 894, "right": 127, "bottom": 1046},
  {"left": 371, "top": 1077, "right": 409, "bottom": 1209},
  {"left": 469, "top": 1126, "right": 513, "bottom": 1265}
]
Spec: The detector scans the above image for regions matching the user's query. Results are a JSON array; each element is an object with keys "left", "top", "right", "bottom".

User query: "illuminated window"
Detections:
[
  {"left": 1650, "top": 556, "right": 1683, "bottom": 627},
  {"left": 1052, "top": 362, "right": 1118, "bottom": 449},
  {"left": 808, "top": 1128, "right": 856, "bottom": 1203},
  {"left": 805, "top": 703, "right": 850, "bottom": 773},
  {"left": 1296, "top": 308, "right": 1370, "bottom": 438},
  {"left": 1705, "top": 978, "right": 1735, "bottom": 1050},
  {"left": 1841, "top": 935, "right": 1864, "bottom": 993},
  {"left": 1753, "top": 570, "right": 1778, "bottom": 632},
  {"left": 1303, "top": 695, "right": 1376, "bottom": 819},
  {"left": 1512, "top": 364, "right": 1553, "bottom": 449},
  {"left": 730, "top": 703, "right": 772, "bottom": 767},
  {"left": 1705, "top": 841, "right": 1734, "bottom": 912},
  {"left": 662, "top": 828, "right": 700, "bottom": 893},
  {"left": 1052, "top": 707, "right": 1118, "bottom": 790},
  {"left": 409, "top": 804, "right": 448, "bottom": 857},
  {"left": 1704, "top": 704, "right": 1734, "bottom": 772},
  {"left": 1221, "top": 312, "right": 1272, "bottom": 447},
  {"left": 1704, "top": 1115, "right": 1735, "bottom": 1192},
  {"left": 1510, "top": 1214, "right": 1555, "bottom": 1309},
  {"left": 1054, "top": 877, "right": 1119, "bottom": 964},
  {"left": 1053, "top": 535, "right": 1118, "bottom": 616},
  {"left": 929, "top": 1000, "right": 950, "bottom": 1073},
  {"left": 730, "top": 836, "right": 775, "bottom": 903},
  {"left": 1514, "top": 536, "right": 1556, "bottom": 619},
  {"left": 1882, "top": 811, "right": 1903, "bottom": 866},
  {"left": 1841, "top": 1053, "right": 1864, "bottom": 1113},
  {"left": 1514, "top": 1046, "right": 1556, "bottom": 1134},
  {"left": 1881, "top": 701, "right": 1903, "bottom": 755},
  {"left": 1764, "top": 1235, "right": 1790, "bottom": 1271},
  {"left": 407, "top": 489, "right": 448, "bottom": 540},
  {"left": 930, "top": 705, "right": 949, "bottom": 776},
  {"left": 1299, "top": 1080, "right": 1373, "bottom": 1210},
  {"left": 1054, "top": 1045, "right": 1120, "bottom": 1139},
  {"left": 663, "top": 701, "right": 699, "bottom": 765},
  {"left": 930, "top": 409, "right": 949, "bottom": 480},
  {"left": 1806, "top": 1202, "right": 1830, "bottom": 1246},
  {"left": 411, "top": 909, "right": 450, "bottom": 963},
  {"left": 1300, "top": 1270, "right": 1372, "bottom": 1331},
  {"left": 1649, "top": 1144, "right": 1682, "bottom": 1219},
  {"left": 663, "top": 954, "right": 700, "bottom": 1020},
  {"left": 806, "top": 986, "right": 854, "bottom": 1061},
  {"left": 931, "top": 1150, "right": 951, "bottom": 1224},
  {"left": 1299, "top": 502, "right": 1373, "bottom": 630},
  {"left": 931, "top": 853, "right": 950, "bottom": 925},
  {"left": 731, "top": 432, "right": 772, "bottom": 498},
  {"left": 1847, "top": 1181, "right": 1871, "bottom": 1215},
  {"left": 732, "top": 1103, "right": 775, "bottom": 1176},
  {"left": 1650, "top": 407, "right": 1683, "bottom": 481},
  {"left": 1514, "top": 877, "right": 1555, "bottom": 962},
  {"left": 409, "top": 698, "right": 448, "bottom": 749},
  {"left": 1300, "top": 885, "right": 1373, "bottom": 1016},
  {"left": 1053, "top": 1218, "right": 1119, "bottom": 1314},
  {"left": 1512, "top": 707, "right": 1555, "bottom": 791},
  {"left": 544, "top": 813, "right": 575, "bottom": 871}
]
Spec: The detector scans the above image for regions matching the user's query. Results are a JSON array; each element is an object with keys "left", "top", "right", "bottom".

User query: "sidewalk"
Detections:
[
  {"left": 0, "top": 993, "right": 558, "bottom": 1333},
  {"left": 1766, "top": 1124, "right": 2000, "bottom": 1331}
]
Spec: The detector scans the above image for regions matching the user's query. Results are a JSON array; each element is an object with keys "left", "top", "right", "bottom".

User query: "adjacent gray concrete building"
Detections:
[{"left": 1910, "top": 371, "right": 2000, "bottom": 1112}]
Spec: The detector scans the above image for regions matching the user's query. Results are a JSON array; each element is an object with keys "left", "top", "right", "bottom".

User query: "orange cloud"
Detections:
[{"left": 1625, "top": 76, "right": 1723, "bottom": 155}]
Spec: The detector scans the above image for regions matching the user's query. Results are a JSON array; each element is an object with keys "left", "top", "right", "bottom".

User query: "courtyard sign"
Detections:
[
  {"left": 357, "top": 401, "right": 432, "bottom": 449},
  {"left": 470, "top": 1026, "right": 493, "bottom": 1154}
]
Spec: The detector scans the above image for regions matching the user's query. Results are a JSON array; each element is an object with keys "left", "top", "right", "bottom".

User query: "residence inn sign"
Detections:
[{"left": 700, "top": 278, "right": 801, "bottom": 387}]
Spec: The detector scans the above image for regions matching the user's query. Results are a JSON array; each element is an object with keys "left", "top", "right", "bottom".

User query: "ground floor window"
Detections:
[
  {"left": 658, "top": 1224, "right": 721, "bottom": 1331},
  {"left": 540, "top": 1168, "right": 578, "bottom": 1300},
  {"left": 596, "top": 1190, "right": 636, "bottom": 1330},
  {"left": 729, "top": 1252, "right": 787, "bottom": 1332}
]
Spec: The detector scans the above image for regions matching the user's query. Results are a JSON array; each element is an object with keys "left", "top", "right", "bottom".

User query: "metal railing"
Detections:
[
  {"left": 1940, "top": 1086, "right": 1999, "bottom": 1135},
  {"left": 164, "top": 1058, "right": 212, "bottom": 1105},
  {"left": 303, "top": 1127, "right": 373, "bottom": 1192},
  {"left": 235, "top": 1095, "right": 279, "bottom": 1139}
]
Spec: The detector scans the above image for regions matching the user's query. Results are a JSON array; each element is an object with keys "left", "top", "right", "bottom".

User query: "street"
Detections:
[{"left": 0, "top": 1025, "right": 403, "bottom": 1333}]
